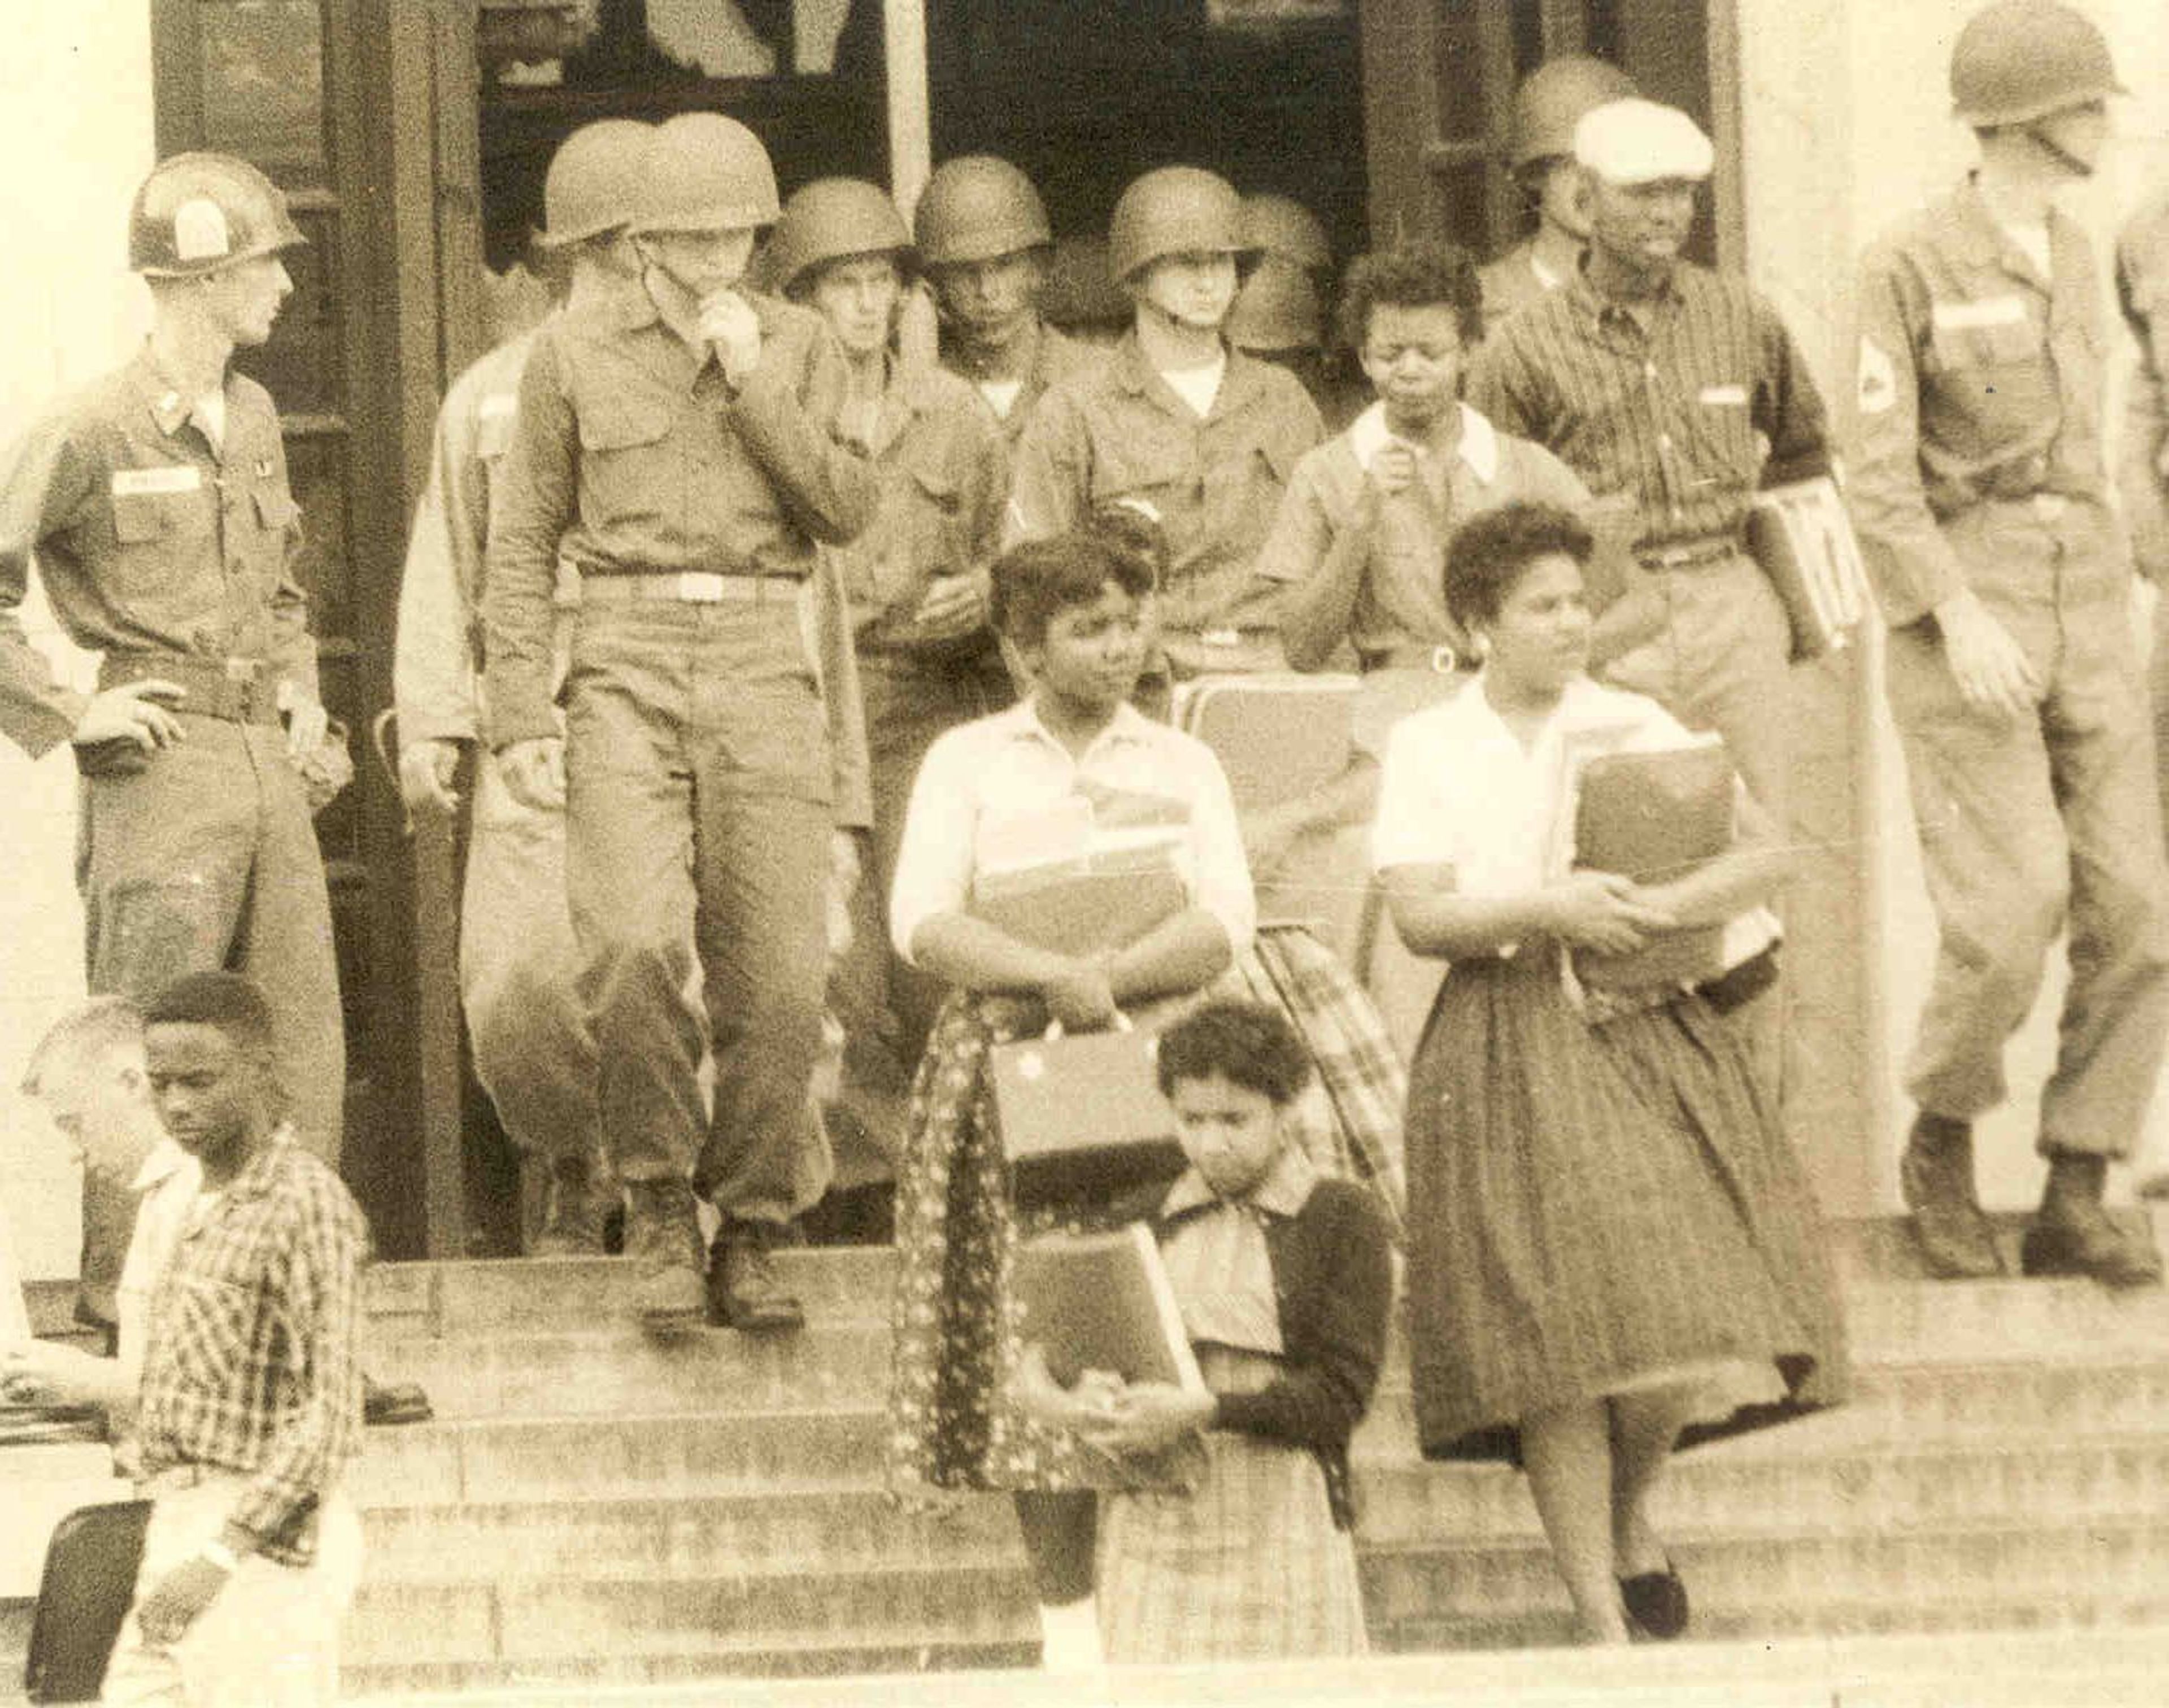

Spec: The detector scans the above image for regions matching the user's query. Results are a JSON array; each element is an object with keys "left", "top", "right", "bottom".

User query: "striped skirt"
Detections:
[
  {"left": 1404, "top": 949, "right": 1849, "bottom": 1462},
  {"left": 1096, "top": 1345, "right": 1367, "bottom": 1663}
]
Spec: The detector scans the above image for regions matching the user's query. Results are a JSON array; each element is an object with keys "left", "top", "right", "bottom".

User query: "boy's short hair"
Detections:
[
  {"left": 988, "top": 531, "right": 1157, "bottom": 648},
  {"left": 141, "top": 971, "right": 278, "bottom": 1060},
  {"left": 1442, "top": 500, "right": 1594, "bottom": 633},
  {"left": 1154, "top": 998, "right": 1313, "bottom": 1108},
  {"left": 20, "top": 996, "right": 143, "bottom": 1099},
  {"left": 1336, "top": 242, "right": 1484, "bottom": 354}
]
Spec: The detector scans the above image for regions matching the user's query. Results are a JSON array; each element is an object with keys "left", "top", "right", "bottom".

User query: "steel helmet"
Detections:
[
  {"left": 914, "top": 155, "right": 1051, "bottom": 267},
  {"left": 1227, "top": 258, "right": 1323, "bottom": 354},
  {"left": 629, "top": 112, "right": 780, "bottom": 235},
  {"left": 537, "top": 119, "right": 652, "bottom": 249},
  {"left": 1950, "top": 0, "right": 2123, "bottom": 128},
  {"left": 765, "top": 178, "right": 911, "bottom": 297},
  {"left": 129, "top": 152, "right": 306, "bottom": 278},
  {"left": 1507, "top": 54, "right": 1640, "bottom": 172},
  {"left": 1239, "top": 194, "right": 1331, "bottom": 277},
  {"left": 1108, "top": 166, "right": 1249, "bottom": 284}
]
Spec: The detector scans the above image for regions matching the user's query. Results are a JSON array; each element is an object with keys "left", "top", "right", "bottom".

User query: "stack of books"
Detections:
[{"left": 1747, "top": 475, "right": 1872, "bottom": 661}]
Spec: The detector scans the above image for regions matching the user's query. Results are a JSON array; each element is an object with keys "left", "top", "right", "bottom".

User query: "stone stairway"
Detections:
[{"left": 10, "top": 1212, "right": 2169, "bottom": 1700}]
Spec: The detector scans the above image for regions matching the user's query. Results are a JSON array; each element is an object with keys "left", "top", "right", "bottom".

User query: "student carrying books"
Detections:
[{"left": 1372, "top": 502, "right": 1848, "bottom": 1645}]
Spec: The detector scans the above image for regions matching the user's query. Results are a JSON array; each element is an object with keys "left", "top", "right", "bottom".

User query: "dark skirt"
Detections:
[{"left": 1403, "top": 949, "right": 1849, "bottom": 1463}]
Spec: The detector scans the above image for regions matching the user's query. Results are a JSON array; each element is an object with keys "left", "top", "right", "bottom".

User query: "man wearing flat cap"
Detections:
[{"left": 1465, "top": 98, "right": 1833, "bottom": 829}]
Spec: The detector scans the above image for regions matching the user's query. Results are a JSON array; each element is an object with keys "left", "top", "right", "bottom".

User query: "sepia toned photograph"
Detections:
[{"left": 3, "top": 2, "right": 2168, "bottom": 1703}]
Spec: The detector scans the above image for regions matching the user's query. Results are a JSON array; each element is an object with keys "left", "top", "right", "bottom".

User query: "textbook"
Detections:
[
  {"left": 1747, "top": 476, "right": 1871, "bottom": 662},
  {"left": 970, "top": 789, "right": 1191, "bottom": 956},
  {"left": 1014, "top": 1222, "right": 1206, "bottom": 1396},
  {"left": 1568, "top": 738, "right": 1734, "bottom": 992}
]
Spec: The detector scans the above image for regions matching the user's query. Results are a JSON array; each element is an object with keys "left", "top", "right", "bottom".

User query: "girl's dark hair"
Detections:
[
  {"left": 1336, "top": 242, "right": 1484, "bottom": 354},
  {"left": 1154, "top": 999, "right": 1313, "bottom": 1108},
  {"left": 1442, "top": 500, "right": 1594, "bottom": 632},
  {"left": 988, "top": 529, "right": 1157, "bottom": 647}
]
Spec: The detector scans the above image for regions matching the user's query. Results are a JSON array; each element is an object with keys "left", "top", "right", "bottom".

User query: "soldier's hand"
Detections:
[
  {"left": 1935, "top": 589, "right": 2039, "bottom": 720},
  {"left": 72, "top": 681, "right": 185, "bottom": 753},
  {"left": 398, "top": 737, "right": 464, "bottom": 817},
  {"left": 498, "top": 735, "right": 566, "bottom": 811},
  {"left": 698, "top": 290, "right": 763, "bottom": 390},
  {"left": 1368, "top": 441, "right": 1419, "bottom": 499},
  {"left": 282, "top": 691, "right": 330, "bottom": 760},
  {"left": 908, "top": 570, "right": 989, "bottom": 639}
]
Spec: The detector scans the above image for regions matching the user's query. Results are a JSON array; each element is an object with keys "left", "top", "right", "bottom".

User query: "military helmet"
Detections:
[
  {"left": 1239, "top": 194, "right": 1331, "bottom": 277},
  {"left": 537, "top": 119, "right": 652, "bottom": 250},
  {"left": 914, "top": 155, "right": 1051, "bottom": 268},
  {"left": 765, "top": 178, "right": 911, "bottom": 297},
  {"left": 1227, "top": 259, "right": 1323, "bottom": 354},
  {"left": 1507, "top": 54, "right": 1640, "bottom": 172},
  {"left": 1107, "top": 166, "right": 1249, "bottom": 284},
  {"left": 629, "top": 112, "right": 781, "bottom": 235},
  {"left": 1950, "top": 0, "right": 2123, "bottom": 128},
  {"left": 129, "top": 152, "right": 306, "bottom": 278}
]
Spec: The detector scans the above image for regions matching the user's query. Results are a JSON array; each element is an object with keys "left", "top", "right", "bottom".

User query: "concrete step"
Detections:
[
  {"left": 1358, "top": 1512, "right": 2169, "bottom": 1647},
  {"left": 343, "top": 1562, "right": 1038, "bottom": 1668},
  {"left": 360, "top": 1487, "right": 1021, "bottom": 1581},
  {"left": 1353, "top": 1430, "right": 2169, "bottom": 1543}
]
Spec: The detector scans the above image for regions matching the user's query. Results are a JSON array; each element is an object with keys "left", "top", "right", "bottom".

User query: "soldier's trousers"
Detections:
[{"left": 78, "top": 716, "right": 345, "bottom": 1165}]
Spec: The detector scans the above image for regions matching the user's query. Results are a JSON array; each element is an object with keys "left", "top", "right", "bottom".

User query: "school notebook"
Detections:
[{"left": 1014, "top": 1222, "right": 1206, "bottom": 1396}]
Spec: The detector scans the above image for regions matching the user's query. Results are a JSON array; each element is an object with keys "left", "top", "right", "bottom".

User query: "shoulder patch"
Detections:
[{"left": 1857, "top": 336, "right": 1897, "bottom": 416}]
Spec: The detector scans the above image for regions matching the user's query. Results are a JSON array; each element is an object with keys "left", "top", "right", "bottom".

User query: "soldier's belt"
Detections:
[
  {"left": 99, "top": 653, "right": 279, "bottom": 725},
  {"left": 581, "top": 571, "right": 799, "bottom": 605}
]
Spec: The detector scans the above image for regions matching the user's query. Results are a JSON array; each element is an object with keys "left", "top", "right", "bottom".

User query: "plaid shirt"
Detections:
[
  {"left": 1464, "top": 260, "right": 1832, "bottom": 557},
  {"left": 136, "top": 1132, "right": 367, "bottom": 1566}
]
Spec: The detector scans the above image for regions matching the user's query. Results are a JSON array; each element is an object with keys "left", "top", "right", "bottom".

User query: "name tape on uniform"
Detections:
[
  {"left": 1697, "top": 384, "right": 1748, "bottom": 407},
  {"left": 111, "top": 465, "right": 203, "bottom": 497},
  {"left": 1930, "top": 294, "right": 2028, "bottom": 332}
]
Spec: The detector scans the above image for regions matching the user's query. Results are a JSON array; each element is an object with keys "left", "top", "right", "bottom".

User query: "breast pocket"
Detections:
[
  {"left": 1199, "top": 433, "right": 1299, "bottom": 566},
  {"left": 1095, "top": 417, "right": 1196, "bottom": 520},
  {"left": 104, "top": 485, "right": 215, "bottom": 604},
  {"left": 165, "top": 1270, "right": 257, "bottom": 1389},
  {"left": 575, "top": 395, "right": 677, "bottom": 533},
  {"left": 1928, "top": 315, "right": 2053, "bottom": 457}
]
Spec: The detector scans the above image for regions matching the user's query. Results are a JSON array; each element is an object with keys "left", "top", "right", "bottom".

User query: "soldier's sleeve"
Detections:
[
  {"left": 395, "top": 380, "right": 486, "bottom": 745},
  {"left": 1846, "top": 242, "right": 1968, "bottom": 626},
  {"left": 260, "top": 425, "right": 321, "bottom": 708},
  {"left": 2117, "top": 225, "right": 2169, "bottom": 583},
  {"left": 808, "top": 550, "right": 872, "bottom": 830},
  {"left": 1001, "top": 383, "right": 1088, "bottom": 548},
  {"left": 0, "top": 412, "right": 94, "bottom": 756},
  {"left": 730, "top": 317, "right": 878, "bottom": 547},
  {"left": 1752, "top": 295, "right": 1836, "bottom": 488},
  {"left": 1252, "top": 452, "right": 1334, "bottom": 586},
  {"left": 961, "top": 404, "right": 1011, "bottom": 570},
  {"left": 482, "top": 332, "right": 578, "bottom": 748}
]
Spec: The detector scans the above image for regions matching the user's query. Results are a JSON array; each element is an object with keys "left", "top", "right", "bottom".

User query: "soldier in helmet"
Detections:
[
  {"left": 0, "top": 154, "right": 346, "bottom": 1193},
  {"left": 483, "top": 114, "right": 878, "bottom": 1334},
  {"left": 1480, "top": 54, "right": 1638, "bottom": 334},
  {"left": 766, "top": 177, "right": 1009, "bottom": 1155},
  {"left": 914, "top": 155, "right": 1102, "bottom": 445},
  {"left": 393, "top": 119, "right": 651, "bottom": 1256},
  {"left": 1006, "top": 164, "right": 1325, "bottom": 689},
  {"left": 1852, "top": 0, "right": 2169, "bottom": 1286}
]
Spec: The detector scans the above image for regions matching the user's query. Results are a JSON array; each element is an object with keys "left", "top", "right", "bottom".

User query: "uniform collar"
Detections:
[
  {"left": 1109, "top": 329, "right": 1266, "bottom": 421},
  {"left": 1950, "top": 173, "right": 2067, "bottom": 287},
  {"left": 1160, "top": 1140, "right": 1318, "bottom": 1225},
  {"left": 125, "top": 347, "right": 224, "bottom": 443}
]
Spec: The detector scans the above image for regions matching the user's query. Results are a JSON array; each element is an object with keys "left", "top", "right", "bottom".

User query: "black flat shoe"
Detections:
[{"left": 1619, "top": 1561, "right": 1688, "bottom": 1640}]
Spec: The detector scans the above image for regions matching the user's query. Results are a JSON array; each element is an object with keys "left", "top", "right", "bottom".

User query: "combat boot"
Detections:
[
  {"left": 1898, "top": 1113, "right": 2004, "bottom": 1279},
  {"left": 529, "top": 1152, "right": 611, "bottom": 1257},
  {"left": 2022, "top": 1152, "right": 2164, "bottom": 1288},
  {"left": 622, "top": 1176, "right": 707, "bottom": 1331},
  {"left": 708, "top": 1217, "right": 804, "bottom": 1334}
]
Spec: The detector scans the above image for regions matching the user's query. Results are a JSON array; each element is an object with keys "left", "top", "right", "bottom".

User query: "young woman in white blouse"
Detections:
[{"left": 1373, "top": 501, "right": 1848, "bottom": 1644}]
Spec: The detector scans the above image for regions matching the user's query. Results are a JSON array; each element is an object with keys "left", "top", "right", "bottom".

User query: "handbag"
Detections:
[
  {"left": 25, "top": 1498, "right": 152, "bottom": 1705},
  {"left": 987, "top": 1013, "right": 1186, "bottom": 1208}
]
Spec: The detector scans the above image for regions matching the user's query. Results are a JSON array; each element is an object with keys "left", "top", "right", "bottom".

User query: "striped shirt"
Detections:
[
  {"left": 1463, "top": 261, "right": 1832, "bottom": 557},
  {"left": 136, "top": 1134, "right": 367, "bottom": 1566}
]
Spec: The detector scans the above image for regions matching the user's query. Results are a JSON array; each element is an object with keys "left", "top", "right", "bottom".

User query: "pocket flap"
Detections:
[
  {"left": 252, "top": 486, "right": 300, "bottom": 531},
  {"left": 578, "top": 396, "right": 673, "bottom": 452}
]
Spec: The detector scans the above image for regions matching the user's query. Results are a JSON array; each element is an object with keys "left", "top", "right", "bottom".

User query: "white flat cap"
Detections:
[{"left": 1573, "top": 98, "right": 1714, "bottom": 184}]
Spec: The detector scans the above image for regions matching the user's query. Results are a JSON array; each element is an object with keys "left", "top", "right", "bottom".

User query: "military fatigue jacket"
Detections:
[
  {"left": 1852, "top": 178, "right": 2119, "bottom": 625},
  {"left": 939, "top": 316, "right": 1103, "bottom": 448},
  {"left": 1006, "top": 332, "right": 1324, "bottom": 672},
  {"left": 484, "top": 283, "right": 877, "bottom": 747},
  {"left": 0, "top": 350, "right": 314, "bottom": 756}
]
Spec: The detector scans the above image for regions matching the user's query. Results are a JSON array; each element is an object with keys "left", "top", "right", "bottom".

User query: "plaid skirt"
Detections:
[
  {"left": 1405, "top": 949, "right": 1849, "bottom": 1462},
  {"left": 1096, "top": 1345, "right": 1367, "bottom": 1663},
  {"left": 885, "top": 931, "right": 1406, "bottom": 1494}
]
